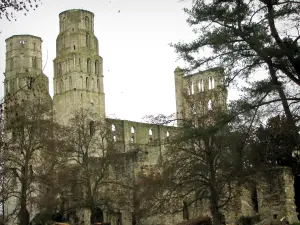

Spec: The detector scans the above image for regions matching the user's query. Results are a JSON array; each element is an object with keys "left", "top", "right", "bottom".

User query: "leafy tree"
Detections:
[
  {"left": 61, "top": 109, "right": 121, "bottom": 224},
  {"left": 154, "top": 109, "right": 252, "bottom": 225},
  {"left": 1, "top": 100, "right": 62, "bottom": 225},
  {"left": 251, "top": 115, "right": 300, "bottom": 173},
  {"left": 171, "top": 0, "right": 300, "bottom": 143}
]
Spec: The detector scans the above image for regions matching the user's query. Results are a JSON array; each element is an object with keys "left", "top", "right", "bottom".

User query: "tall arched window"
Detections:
[
  {"left": 95, "top": 60, "right": 99, "bottom": 75},
  {"left": 86, "top": 33, "right": 90, "bottom": 47},
  {"left": 87, "top": 58, "right": 91, "bottom": 74},
  {"left": 62, "top": 17, "right": 67, "bottom": 31},
  {"left": 10, "top": 58, "right": 13, "bottom": 70},
  {"left": 97, "top": 79, "right": 100, "bottom": 90},
  {"left": 85, "top": 16, "right": 89, "bottom": 30},
  {"left": 112, "top": 124, "right": 116, "bottom": 132},
  {"left": 208, "top": 100, "right": 212, "bottom": 110},
  {"left": 32, "top": 57, "right": 37, "bottom": 69},
  {"left": 56, "top": 80, "right": 59, "bottom": 93},
  {"left": 191, "top": 82, "right": 194, "bottom": 94},
  {"left": 131, "top": 126, "right": 135, "bottom": 143},
  {"left": 86, "top": 77, "right": 89, "bottom": 89},
  {"left": 69, "top": 76, "right": 72, "bottom": 89},
  {"left": 149, "top": 128, "right": 153, "bottom": 143},
  {"left": 60, "top": 80, "right": 64, "bottom": 93},
  {"left": 58, "top": 63, "right": 62, "bottom": 76}
]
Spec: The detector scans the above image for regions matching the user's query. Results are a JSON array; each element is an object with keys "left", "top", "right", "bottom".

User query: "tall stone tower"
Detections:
[
  {"left": 4, "top": 34, "right": 51, "bottom": 225},
  {"left": 53, "top": 9, "right": 105, "bottom": 125},
  {"left": 174, "top": 67, "right": 227, "bottom": 123},
  {"left": 4, "top": 35, "right": 51, "bottom": 109}
]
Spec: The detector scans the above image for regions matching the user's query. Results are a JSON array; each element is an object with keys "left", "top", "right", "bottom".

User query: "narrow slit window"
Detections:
[
  {"left": 112, "top": 124, "right": 116, "bottom": 132},
  {"left": 87, "top": 58, "right": 91, "bottom": 74}
]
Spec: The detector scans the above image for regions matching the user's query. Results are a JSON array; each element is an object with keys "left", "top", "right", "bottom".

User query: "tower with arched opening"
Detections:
[{"left": 53, "top": 9, "right": 105, "bottom": 124}]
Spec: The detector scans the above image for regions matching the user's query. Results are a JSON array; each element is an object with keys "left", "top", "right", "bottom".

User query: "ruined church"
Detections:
[{"left": 2, "top": 9, "right": 299, "bottom": 225}]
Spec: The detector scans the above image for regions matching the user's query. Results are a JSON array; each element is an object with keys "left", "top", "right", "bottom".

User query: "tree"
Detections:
[
  {"left": 0, "top": 0, "right": 41, "bottom": 21},
  {"left": 154, "top": 108, "right": 252, "bottom": 225},
  {"left": 61, "top": 109, "right": 121, "bottom": 224},
  {"left": 171, "top": 0, "right": 300, "bottom": 144},
  {"left": 251, "top": 115, "right": 300, "bottom": 173},
  {"left": 1, "top": 100, "right": 62, "bottom": 225}
]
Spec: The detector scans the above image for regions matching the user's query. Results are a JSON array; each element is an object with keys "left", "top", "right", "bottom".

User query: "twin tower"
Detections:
[{"left": 4, "top": 9, "right": 105, "bottom": 124}]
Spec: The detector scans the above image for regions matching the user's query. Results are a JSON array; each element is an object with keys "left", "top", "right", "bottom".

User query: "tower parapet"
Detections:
[{"left": 4, "top": 35, "right": 50, "bottom": 101}]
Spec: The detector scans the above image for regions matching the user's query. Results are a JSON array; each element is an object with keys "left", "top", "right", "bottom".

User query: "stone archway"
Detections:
[{"left": 91, "top": 207, "right": 103, "bottom": 224}]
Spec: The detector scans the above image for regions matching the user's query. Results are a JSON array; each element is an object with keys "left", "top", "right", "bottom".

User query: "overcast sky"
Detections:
[{"left": 0, "top": 0, "right": 234, "bottom": 121}]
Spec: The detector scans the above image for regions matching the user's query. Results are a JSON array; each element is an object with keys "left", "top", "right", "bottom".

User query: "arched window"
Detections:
[
  {"left": 191, "top": 82, "right": 194, "bottom": 94},
  {"left": 97, "top": 79, "right": 100, "bottom": 90},
  {"left": 95, "top": 60, "right": 99, "bottom": 75},
  {"left": 62, "top": 35, "right": 66, "bottom": 48},
  {"left": 85, "top": 16, "right": 90, "bottom": 30},
  {"left": 32, "top": 57, "right": 37, "bottom": 69},
  {"left": 113, "top": 136, "right": 117, "bottom": 142},
  {"left": 10, "top": 58, "right": 13, "bottom": 70},
  {"left": 112, "top": 124, "right": 116, "bottom": 132},
  {"left": 92, "top": 78, "right": 95, "bottom": 90},
  {"left": 86, "top": 77, "right": 89, "bottom": 89},
  {"left": 20, "top": 40, "right": 25, "bottom": 47},
  {"left": 165, "top": 131, "right": 170, "bottom": 143},
  {"left": 192, "top": 104, "right": 196, "bottom": 114},
  {"left": 58, "top": 63, "right": 62, "bottom": 76},
  {"left": 131, "top": 127, "right": 135, "bottom": 134},
  {"left": 56, "top": 80, "right": 59, "bottom": 93},
  {"left": 212, "top": 77, "right": 215, "bottom": 89},
  {"left": 87, "top": 58, "right": 91, "bottom": 74},
  {"left": 208, "top": 100, "right": 212, "bottom": 110},
  {"left": 201, "top": 79, "right": 204, "bottom": 91},
  {"left": 149, "top": 128, "right": 153, "bottom": 143},
  {"left": 208, "top": 77, "right": 212, "bottom": 89},
  {"left": 86, "top": 33, "right": 90, "bottom": 47},
  {"left": 69, "top": 76, "right": 72, "bottom": 89},
  {"left": 62, "top": 17, "right": 67, "bottom": 31},
  {"left": 187, "top": 87, "right": 191, "bottom": 95},
  {"left": 60, "top": 80, "right": 64, "bottom": 92}
]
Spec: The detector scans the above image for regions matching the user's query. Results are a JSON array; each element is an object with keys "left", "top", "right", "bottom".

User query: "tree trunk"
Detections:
[{"left": 268, "top": 63, "right": 298, "bottom": 143}]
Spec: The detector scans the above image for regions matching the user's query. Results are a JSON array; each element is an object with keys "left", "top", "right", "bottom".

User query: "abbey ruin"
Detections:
[{"left": 2, "top": 9, "right": 299, "bottom": 225}]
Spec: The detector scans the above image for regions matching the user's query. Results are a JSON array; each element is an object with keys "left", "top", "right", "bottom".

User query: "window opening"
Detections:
[
  {"left": 131, "top": 127, "right": 135, "bottom": 134},
  {"left": 33, "top": 43, "right": 36, "bottom": 50},
  {"left": 86, "top": 33, "right": 90, "bottom": 47},
  {"left": 113, "top": 136, "right": 117, "bottom": 142},
  {"left": 85, "top": 16, "right": 89, "bottom": 29},
  {"left": 69, "top": 77, "right": 72, "bottom": 89},
  {"left": 208, "top": 77, "right": 212, "bottom": 90},
  {"left": 32, "top": 57, "right": 37, "bottom": 69},
  {"left": 87, "top": 58, "right": 91, "bottom": 74},
  {"left": 95, "top": 60, "right": 99, "bottom": 75},
  {"left": 20, "top": 40, "right": 25, "bottom": 47},
  {"left": 201, "top": 79, "right": 204, "bottom": 91},
  {"left": 86, "top": 77, "right": 89, "bottom": 89},
  {"left": 191, "top": 82, "right": 194, "bottom": 94},
  {"left": 74, "top": 45, "right": 76, "bottom": 50},
  {"left": 208, "top": 100, "right": 212, "bottom": 110},
  {"left": 97, "top": 79, "right": 100, "bottom": 90},
  {"left": 212, "top": 77, "right": 215, "bottom": 89},
  {"left": 112, "top": 124, "right": 116, "bottom": 132}
]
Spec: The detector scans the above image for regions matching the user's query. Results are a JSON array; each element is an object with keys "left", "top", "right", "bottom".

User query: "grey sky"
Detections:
[{"left": 0, "top": 0, "right": 233, "bottom": 121}]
